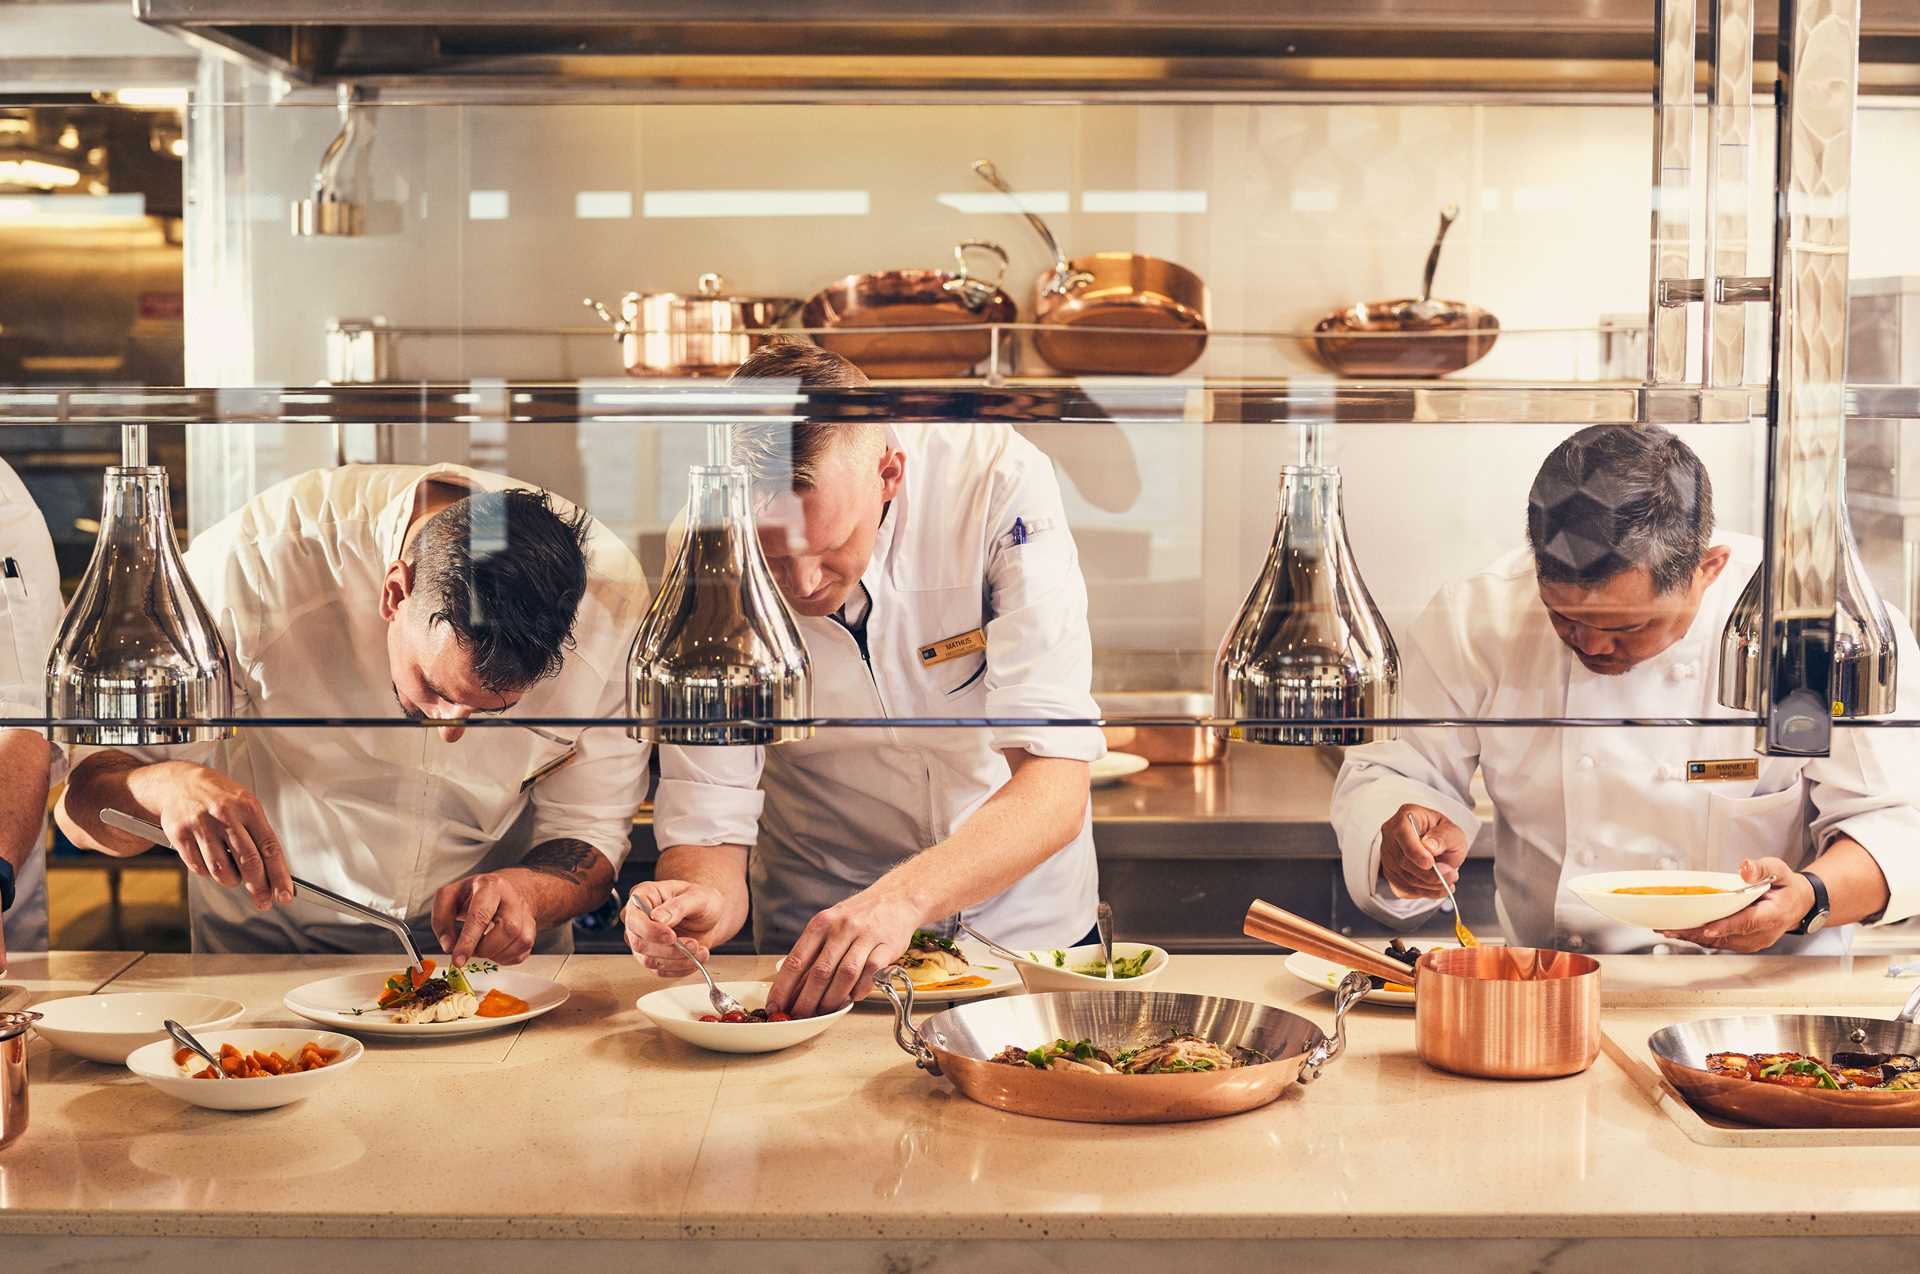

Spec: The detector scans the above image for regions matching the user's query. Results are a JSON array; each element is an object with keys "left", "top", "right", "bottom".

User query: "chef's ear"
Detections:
[
  {"left": 1694, "top": 544, "right": 1734, "bottom": 593},
  {"left": 380, "top": 559, "right": 414, "bottom": 621},
  {"left": 878, "top": 445, "right": 906, "bottom": 503}
]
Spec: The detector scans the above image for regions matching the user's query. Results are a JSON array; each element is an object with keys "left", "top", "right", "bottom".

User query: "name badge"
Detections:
[
  {"left": 919, "top": 628, "right": 986, "bottom": 667},
  {"left": 1686, "top": 757, "right": 1759, "bottom": 783}
]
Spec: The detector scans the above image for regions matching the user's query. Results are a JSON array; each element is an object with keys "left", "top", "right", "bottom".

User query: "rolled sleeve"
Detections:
[
  {"left": 652, "top": 743, "right": 767, "bottom": 848},
  {"left": 980, "top": 457, "right": 1102, "bottom": 763},
  {"left": 528, "top": 723, "right": 648, "bottom": 872}
]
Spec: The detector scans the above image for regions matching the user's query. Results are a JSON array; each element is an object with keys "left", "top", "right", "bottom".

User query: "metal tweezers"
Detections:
[{"left": 99, "top": 808, "right": 424, "bottom": 970}]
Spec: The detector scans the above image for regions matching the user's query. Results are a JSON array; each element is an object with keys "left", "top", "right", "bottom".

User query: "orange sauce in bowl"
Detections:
[{"left": 1612, "top": 885, "right": 1728, "bottom": 896}]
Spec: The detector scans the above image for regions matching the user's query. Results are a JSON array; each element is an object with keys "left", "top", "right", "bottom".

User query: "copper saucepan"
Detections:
[
  {"left": 973, "top": 160, "right": 1208, "bottom": 377},
  {"left": 803, "top": 240, "right": 1017, "bottom": 379},
  {"left": 1244, "top": 899, "right": 1600, "bottom": 1079},
  {"left": 584, "top": 273, "right": 801, "bottom": 377},
  {"left": 0, "top": 1010, "right": 42, "bottom": 1152}
]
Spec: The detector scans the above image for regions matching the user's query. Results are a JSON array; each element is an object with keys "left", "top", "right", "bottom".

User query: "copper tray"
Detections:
[{"left": 803, "top": 241, "right": 1016, "bottom": 379}]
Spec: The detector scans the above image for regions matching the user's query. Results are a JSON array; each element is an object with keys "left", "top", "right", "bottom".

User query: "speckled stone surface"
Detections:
[{"left": 3, "top": 952, "right": 1919, "bottom": 1243}]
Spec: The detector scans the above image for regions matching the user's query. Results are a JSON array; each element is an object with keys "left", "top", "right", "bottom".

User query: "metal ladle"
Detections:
[
  {"left": 616, "top": 888, "right": 745, "bottom": 1019},
  {"left": 164, "top": 1019, "right": 226, "bottom": 1079}
]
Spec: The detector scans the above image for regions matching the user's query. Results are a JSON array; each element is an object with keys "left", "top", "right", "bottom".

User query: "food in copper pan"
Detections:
[
  {"left": 173, "top": 1040, "right": 342, "bottom": 1079},
  {"left": 1705, "top": 1050, "right": 1920, "bottom": 1091},
  {"left": 990, "top": 1033, "right": 1262, "bottom": 1075}
]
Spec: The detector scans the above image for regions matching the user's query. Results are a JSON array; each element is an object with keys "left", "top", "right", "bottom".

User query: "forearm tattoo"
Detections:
[{"left": 521, "top": 838, "right": 607, "bottom": 887}]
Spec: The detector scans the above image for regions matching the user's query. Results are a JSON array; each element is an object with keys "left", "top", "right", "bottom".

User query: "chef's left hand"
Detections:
[
  {"left": 1657, "top": 856, "right": 1813, "bottom": 953},
  {"left": 431, "top": 870, "right": 539, "bottom": 966},
  {"left": 769, "top": 889, "right": 922, "bottom": 1018}
]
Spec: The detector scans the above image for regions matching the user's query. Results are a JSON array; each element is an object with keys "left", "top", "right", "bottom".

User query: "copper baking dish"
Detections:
[
  {"left": 1244, "top": 899, "right": 1601, "bottom": 1079},
  {"left": 974, "top": 160, "right": 1208, "bottom": 377},
  {"left": 584, "top": 273, "right": 800, "bottom": 377},
  {"left": 802, "top": 240, "right": 1017, "bottom": 379},
  {"left": 1, "top": 1010, "right": 42, "bottom": 1152},
  {"left": 1310, "top": 205, "right": 1499, "bottom": 378}
]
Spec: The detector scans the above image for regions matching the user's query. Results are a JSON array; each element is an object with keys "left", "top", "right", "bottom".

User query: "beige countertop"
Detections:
[{"left": 3, "top": 952, "right": 1920, "bottom": 1243}]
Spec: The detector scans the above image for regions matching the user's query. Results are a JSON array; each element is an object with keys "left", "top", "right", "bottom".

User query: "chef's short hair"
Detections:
[
  {"left": 407, "top": 488, "right": 590, "bottom": 692},
  {"left": 726, "top": 340, "right": 883, "bottom": 493},
  {"left": 1526, "top": 424, "right": 1714, "bottom": 595}
]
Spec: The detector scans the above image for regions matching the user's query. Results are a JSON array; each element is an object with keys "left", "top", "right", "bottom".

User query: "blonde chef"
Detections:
[
  {"left": 1335, "top": 424, "right": 1920, "bottom": 955},
  {"left": 626, "top": 340, "right": 1104, "bottom": 1017},
  {"left": 0, "top": 457, "right": 63, "bottom": 965}
]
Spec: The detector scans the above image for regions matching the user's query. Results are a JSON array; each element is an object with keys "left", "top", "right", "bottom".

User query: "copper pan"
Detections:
[
  {"left": 0, "top": 1010, "right": 42, "bottom": 1152},
  {"left": 973, "top": 160, "right": 1208, "bottom": 377},
  {"left": 1244, "top": 899, "right": 1600, "bottom": 1079},
  {"left": 1310, "top": 205, "right": 1499, "bottom": 378},
  {"left": 803, "top": 241, "right": 1016, "bottom": 379},
  {"left": 875, "top": 967, "right": 1370, "bottom": 1124}
]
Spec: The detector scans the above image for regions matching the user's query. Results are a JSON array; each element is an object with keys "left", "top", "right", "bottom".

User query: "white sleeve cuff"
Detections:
[{"left": 651, "top": 744, "right": 766, "bottom": 848}]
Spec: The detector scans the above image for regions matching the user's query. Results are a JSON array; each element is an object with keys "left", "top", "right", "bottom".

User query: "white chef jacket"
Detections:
[
  {"left": 0, "top": 459, "right": 62, "bottom": 954},
  {"left": 1335, "top": 532, "right": 1920, "bottom": 955},
  {"left": 103, "top": 464, "right": 654, "bottom": 954},
  {"left": 654, "top": 422, "right": 1106, "bottom": 952}
]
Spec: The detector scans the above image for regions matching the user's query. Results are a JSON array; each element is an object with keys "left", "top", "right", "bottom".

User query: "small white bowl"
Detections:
[
  {"left": 31, "top": 992, "right": 247, "bottom": 1065},
  {"left": 1567, "top": 870, "right": 1771, "bottom": 931},
  {"left": 636, "top": 981, "right": 853, "bottom": 1055},
  {"left": 126, "top": 1028, "right": 363, "bottom": 1111},
  {"left": 1012, "top": 942, "right": 1171, "bottom": 994}
]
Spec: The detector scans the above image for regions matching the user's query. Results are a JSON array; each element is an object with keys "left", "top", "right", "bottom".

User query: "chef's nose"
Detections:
[
  {"left": 785, "top": 557, "right": 826, "bottom": 600},
  {"left": 435, "top": 704, "right": 472, "bottom": 743},
  {"left": 1569, "top": 624, "right": 1615, "bottom": 657}
]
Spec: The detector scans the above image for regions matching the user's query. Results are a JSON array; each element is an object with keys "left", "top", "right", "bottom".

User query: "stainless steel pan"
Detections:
[
  {"left": 876, "top": 967, "right": 1369, "bottom": 1124},
  {"left": 1647, "top": 982, "right": 1920, "bottom": 1129},
  {"left": 585, "top": 273, "right": 800, "bottom": 377}
]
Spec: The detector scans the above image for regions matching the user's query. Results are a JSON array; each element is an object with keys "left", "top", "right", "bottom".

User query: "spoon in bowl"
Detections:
[
  {"left": 616, "top": 888, "right": 745, "bottom": 1019},
  {"left": 1095, "top": 901, "right": 1117, "bottom": 979},
  {"left": 164, "top": 1019, "right": 226, "bottom": 1079}
]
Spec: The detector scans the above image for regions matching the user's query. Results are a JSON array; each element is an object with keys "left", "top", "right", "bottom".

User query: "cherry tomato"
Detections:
[
  {"left": 722, "top": 1011, "right": 748, "bottom": 1023},
  {"left": 699, "top": 1014, "right": 720, "bottom": 1023},
  {"left": 768, "top": 1010, "right": 792, "bottom": 1022}
]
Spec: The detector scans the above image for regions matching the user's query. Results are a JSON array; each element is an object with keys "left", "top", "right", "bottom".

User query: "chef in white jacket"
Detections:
[
  {"left": 626, "top": 341, "right": 1104, "bottom": 1016},
  {"left": 1335, "top": 424, "right": 1920, "bottom": 955},
  {"left": 0, "top": 458, "right": 63, "bottom": 967}
]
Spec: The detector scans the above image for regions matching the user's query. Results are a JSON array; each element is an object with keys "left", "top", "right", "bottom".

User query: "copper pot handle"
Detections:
[
  {"left": 943, "top": 240, "right": 1010, "bottom": 312},
  {"left": 1298, "top": 971, "right": 1371, "bottom": 1084},
  {"left": 971, "top": 159, "right": 1091, "bottom": 297},
  {"left": 582, "top": 295, "right": 622, "bottom": 336},
  {"left": 875, "top": 966, "right": 940, "bottom": 1075},
  {"left": 1243, "top": 898, "right": 1422, "bottom": 989}
]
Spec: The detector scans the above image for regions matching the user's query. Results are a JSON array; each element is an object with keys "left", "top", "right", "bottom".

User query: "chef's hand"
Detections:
[
  {"left": 770, "top": 890, "right": 922, "bottom": 1018},
  {"left": 1658, "top": 857, "right": 1812, "bottom": 953},
  {"left": 623, "top": 880, "right": 730, "bottom": 977},
  {"left": 150, "top": 762, "right": 294, "bottom": 909},
  {"left": 1380, "top": 803, "right": 1469, "bottom": 900},
  {"left": 431, "top": 870, "right": 539, "bottom": 966}
]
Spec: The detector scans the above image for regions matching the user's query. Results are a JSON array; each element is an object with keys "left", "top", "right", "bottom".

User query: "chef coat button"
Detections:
[
  {"left": 1577, "top": 754, "right": 1596, "bottom": 771},
  {"left": 1565, "top": 935, "right": 1586, "bottom": 952}
]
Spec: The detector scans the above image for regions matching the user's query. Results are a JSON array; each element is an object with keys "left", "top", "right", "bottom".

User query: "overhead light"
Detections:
[
  {"left": 57, "top": 124, "right": 80, "bottom": 151},
  {"left": 0, "top": 159, "right": 82, "bottom": 190},
  {"left": 291, "top": 85, "right": 373, "bottom": 238},
  {"left": 575, "top": 190, "right": 634, "bottom": 220},
  {"left": 0, "top": 193, "right": 147, "bottom": 223},
  {"left": 1081, "top": 190, "right": 1208, "bottom": 214},
  {"left": 937, "top": 190, "right": 1069, "bottom": 215},
  {"left": 168, "top": 137, "right": 187, "bottom": 158},
  {"left": 641, "top": 190, "right": 869, "bottom": 219},
  {"left": 111, "top": 88, "right": 191, "bottom": 109}
]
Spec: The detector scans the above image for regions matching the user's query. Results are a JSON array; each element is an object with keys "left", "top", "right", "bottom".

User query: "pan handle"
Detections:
[
  {"left": 1901, "top": 978, "right": 1920, "bottom": 1027},
  {"left": 1297, "top": 971, "right": 1371, "bottom": 1085},
  {"left": 582, "top": 296, "right": 627, "bottom": 338},
  {"left": 971, "top": 159, "right": 1090, "bottom": 298},
  {"left": 875, "top": 966, "right": 940, "bottom": 1076},
  {"left": 944, "top": 240, "right": 1010, "bottom": 312}
]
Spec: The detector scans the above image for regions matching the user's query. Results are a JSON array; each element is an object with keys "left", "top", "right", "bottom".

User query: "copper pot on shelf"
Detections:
[
  {"left": 1244, "top": 899, "right": 1600, "bottom": 1079},
  {"left": 0, "top": 1010, "right": 43, "bottom": 1152},
  {"left": 1096, "top": 691, "right": 1224, "bottom": 765},
  {"left": 973, "top": 160, "right": 1208, "bottom": 377},
  {"left": 584, "top": 273, "right": 801, "bottom": 377},
  {"left": 802, "top": 240, "right": 1017, "bottom": 379},
  {"left": 1310, "top": 205, "right": 1499, "bottom": 378}
]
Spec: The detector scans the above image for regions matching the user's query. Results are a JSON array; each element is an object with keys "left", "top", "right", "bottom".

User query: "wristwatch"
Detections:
[
  {"left": 0, "top": 856, "right": 14, "bottom": 913},
  {"left": 1789, "top": 870, "right": 1831, "bottom": 936}
]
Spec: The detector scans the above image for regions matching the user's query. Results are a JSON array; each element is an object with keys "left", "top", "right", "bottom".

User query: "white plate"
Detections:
[
  {"left": 1011, "top": 942, "right": 1170, "bottom": 994},
  {"left": 282, "top": 968, "right": 568, "bottom": 1037},
  {"left": 1284, "top": 951, "right": 1419, "bottom": 1008},
  {"left": 31, "top": 991, "right": 247, "bottom": 1064},
  {"left": 1090, "top": 751, "right": 1150, "bottom": 788},
  {"left": 636, "top": 981, "right": 854, "bottom": 1054},
  {"left": 779, "top": 939, "right": 1021, "bottom": 1005},
  {"left": 1567, "top": 870, "right": 1769, "bottom": 930},
  {"left": 126, "top": 1028, "right": 363, "bottom": 1111}
]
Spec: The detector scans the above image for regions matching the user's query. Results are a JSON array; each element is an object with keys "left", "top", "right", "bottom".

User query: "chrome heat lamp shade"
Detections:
[
  {"left": 47, "top": 466, "right": 233, "bottom": 745},
  {"left": 629, "top": 464, "right": 812, "bottom": 746},
  {"left": 1719, "top": 499, "right": 1897, "bottom": 717},
  {"left": 1215, "top": 464, "right": 1399, "bottom": 746}
]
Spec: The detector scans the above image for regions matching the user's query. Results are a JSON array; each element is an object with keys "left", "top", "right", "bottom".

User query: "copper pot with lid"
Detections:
[
  {"left": 1311, "top": 205, "right": 1499, "bottom": 378},
  {"left": 584, "top": 273, "right": 801, "bottom": 377},
  {"left": 802, "top": 240, "right": 1017, "bottom": 379},
  {"left": 1, "top": 1009, "right": 42, "bottom": 1152},
  {"left": 973, "top": 160, "right": 1208, "bottom": 377}
]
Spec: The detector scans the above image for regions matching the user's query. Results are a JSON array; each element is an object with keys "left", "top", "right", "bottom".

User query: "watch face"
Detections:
[{"left": 1805, "top": 911, "right": 1828, "bottom": 935}]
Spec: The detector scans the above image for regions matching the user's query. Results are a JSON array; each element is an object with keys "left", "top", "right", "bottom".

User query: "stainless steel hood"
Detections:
[{"left": 135, "top": 0, "right": 1920, "bottom": 98}]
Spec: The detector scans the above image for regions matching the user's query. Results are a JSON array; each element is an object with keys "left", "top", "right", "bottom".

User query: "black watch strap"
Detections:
[
  {"left": 1790, "top": 870, "right": 1831, "bottom": 936},
  {"left": 0, "top": 856, "right": 14, "bottom": 913}
]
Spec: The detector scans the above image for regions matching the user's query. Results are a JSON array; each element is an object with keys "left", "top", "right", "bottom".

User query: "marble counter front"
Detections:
[{"left": 2, "top": 952, "right": 1918, "bottom": 1270}]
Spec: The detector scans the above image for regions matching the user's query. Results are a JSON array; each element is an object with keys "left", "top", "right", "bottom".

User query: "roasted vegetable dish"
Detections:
[
  {"left": 989, "top": 1032, "right": 1262, "bottom": 1075},
  {"left": 355, "top": 959, "right": 524, "bottom": 1024},
  {"left": 1705, "top": 1049, "right": 1920, "bottom": 1092},
  {"left": 175, "top": 1040, "right": 342, "bottom": 1079}
]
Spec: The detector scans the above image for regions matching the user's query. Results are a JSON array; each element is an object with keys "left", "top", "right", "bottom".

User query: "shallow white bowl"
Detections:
[
  {"left": 31, "top": 992, "right": 247, "bottom": 1064},
  {"left": 1012, "top": 942, "right": 1170, "bottom": 994},
  {"left": 126, "top": 1028, "right": 363, "bottom": 1111},
  {"left": 1567, "top": 870, "right": 1770, "bottom": 931},
  {"left": 636, "top": 981, "right": 853, "bottom": 1055}
]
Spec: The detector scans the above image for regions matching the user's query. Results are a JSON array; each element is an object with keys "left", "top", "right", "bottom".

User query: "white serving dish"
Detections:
[
  {"left": 1284, "top": 951, "right": 1417, "bottom": 1008},
  {"left": 125, "top": 1028, "right": 363, "bottom": 1111},
  {"left": 1089, "top": 751, "right": 1150, "bottom": 787},
  {"left": 30, "top": 992, "right": 247, "bottom": 1064},
  {"left": 283, "top": 967, "right": 567, "bottom": 1037},
  {"left": 779, "top": 939, "right": 1021, "bottom": 1005},
  {"left": 1011, "top": 942, "right": 1170, "bottom": 994},
  {"left": 636, "top": 981, "right": 853, "bottom": 1055},
  {"left": 1567, "top": 870, "right": 1770, "bottom": 931}
]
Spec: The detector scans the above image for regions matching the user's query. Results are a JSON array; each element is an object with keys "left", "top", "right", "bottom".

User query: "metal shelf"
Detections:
[{"left": 0, "top": 379, "right": 1770, "bottom": 428}]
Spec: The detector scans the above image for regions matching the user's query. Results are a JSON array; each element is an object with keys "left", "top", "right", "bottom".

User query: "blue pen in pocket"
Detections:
[{"left": 1011, "top": 517, "right": 1028, "bottom": 546}]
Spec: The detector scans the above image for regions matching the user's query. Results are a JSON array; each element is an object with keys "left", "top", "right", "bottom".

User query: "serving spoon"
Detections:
[
  {"left": 1095, "top": 901, "right": 1117, "bottom": 979},
  {"left": 164, "top": 1019, "right": 226, "bottom": 1079},
  {"left": 615, "top": 887, "right": 745, "bottom": 1019}
]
